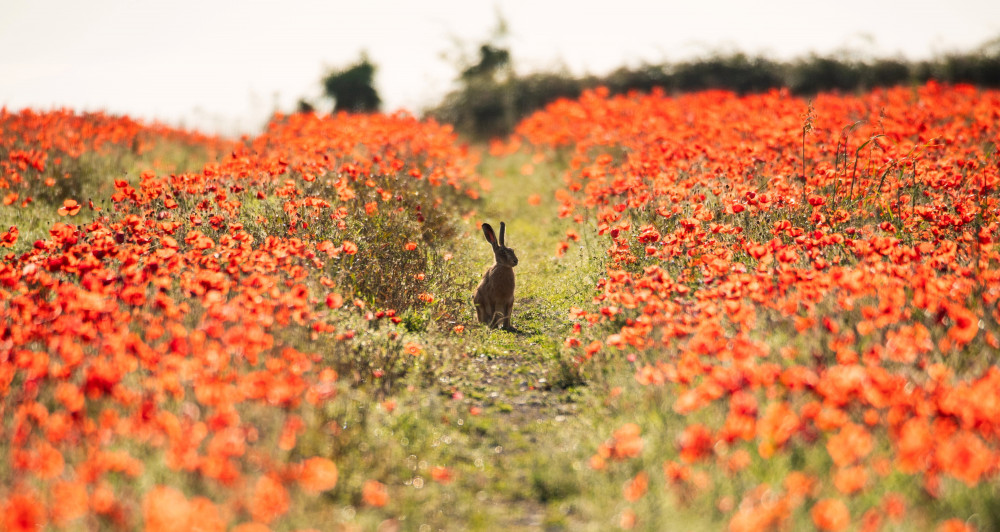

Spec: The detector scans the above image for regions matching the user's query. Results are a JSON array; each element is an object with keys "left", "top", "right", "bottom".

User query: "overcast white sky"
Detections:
[{"left": 2, "top": 0, "right": 998, "bottom": 135}]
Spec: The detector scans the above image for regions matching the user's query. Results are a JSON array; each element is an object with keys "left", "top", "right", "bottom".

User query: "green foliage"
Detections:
[
  {"left": 462, "top": 44, "right": 511, "bottom": 82},
  {"left": 429, "top": 36, "right": 1000, "bottom": 140},
  {"left": 431, "top": 13, "right": 518, "bottom": 140},
  {"left": 664, "top": 54, "right": 786, "bottom": 94},
  {"left": 322, "top": 53, "right": 382, "bottom": 113}
]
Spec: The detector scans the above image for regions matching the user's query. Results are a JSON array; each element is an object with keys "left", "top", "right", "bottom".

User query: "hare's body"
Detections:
[
  {"left": 473, "top": 222, "right": 518, "bottom": 329},
  {"left": 474, "top": 264, "right": 515, "bottom": 328}
]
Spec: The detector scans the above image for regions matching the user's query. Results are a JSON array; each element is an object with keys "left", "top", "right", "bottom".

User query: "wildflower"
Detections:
[
  {"left": 620, "top": 508, "right": 637, "bottom": 530},
  {"left": 937, "top": 431, "right": 992, "bottom": 486},
  {"left": 404, "top": 342, "right": 423, "bottom": 356},
  {"left": 57, "top": 198, "right": 81, "bottom": 216},
  {"left": 784, "top": 471, "right": 817, "bottom": 501},
  {"left": 143, "top": 486, "right": 191, "bottom": 532},
  {"left": 896, "top": 418, "right": 932, "bottom": 473},
  {"left": 860, "top": 509, "right": 882, "bottom": 532},
  {"left": 946, "top": 304, "right": 978, "bottom": 345},
  {"left": 3, "top": 491, "right": 45, "bottom": 532},
  {"left": 298, "top": 457, "right": 339, "bottom": 494},
  {"left": 362, "top": 479, "right": 389, "bottom": 507},
  {"left": 187, "top": 497, "right": 225, "bottom": 531},
  {"left": 811, "top": 498, "right": 850, "bottom": 531},
  {"left": 827, "top": 423, "right": 873, "bottom": 466},
  {"left": 278, "top": 415, "right": 305, "bottom": 451},
  {"left": 250, "top": 474, "right": 290, "bottom": 524},
  {"left": 51, "top": 480, "right": 88, "bottom": 526},
  {"left": 936, "top": 518, "right": 976, "bottom": 532},
  {"left": 326, "top": 293, "right": 344, "bottom": 309},
  {"left": 430, "top": 465, "right": 454, "bottom": 485},
  {"left": 0, "top": 226, "right": 17, "bottom": 247},
  {"left": 832, "top": 465, "right": 867, "bottom": 494},
  {"left": 677, "top": 424, "right": 714, "bottom": 463},
  {"left": 726, "top": 449, "right": 752, "bottom": 473},
  {"left": 882, "top": 493, "right": 906, "bottom": 522},
  {"left": 33, "top": 440, "right": 64, "bottom": 479},
  {"left": 601, "top": 423, "right": 643, "bottom": 460},
  {"left": 623, "top": 471, "right": 648, "bottom": 502},
  {"left": 757, "top": 402, "right": 800, "bottom": 457}
]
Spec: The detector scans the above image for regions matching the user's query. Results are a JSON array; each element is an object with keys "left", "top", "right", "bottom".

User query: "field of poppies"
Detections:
[
  {"left": 1, "top": 108, "right": 489, "bottom": 530},
  {"left": 1, "top": 81, "right": 998, "bottom": 531},
  {"left": 519, "top": 82, "right": 1000, "bottom": 531}
]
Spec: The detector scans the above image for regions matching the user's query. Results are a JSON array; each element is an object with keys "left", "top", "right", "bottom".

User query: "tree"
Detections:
[
  {"left": 322, "top": 54, "right": 381, "bottom": 113},
  {"left": 427, "top": 12, "right": 516, "bottom": 139},
  {"left": 461, "top": 44, "right": 511, "bottom": 82}
]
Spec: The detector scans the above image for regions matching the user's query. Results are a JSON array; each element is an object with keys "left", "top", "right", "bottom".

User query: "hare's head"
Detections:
[{"left": 482, "top": 222, "right": 518, "bottom": 268}]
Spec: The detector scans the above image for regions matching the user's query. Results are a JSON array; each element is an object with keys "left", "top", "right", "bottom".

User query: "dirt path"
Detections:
[
  {"left": 431, "top": 152, "right": 609, "bottom": 530},
  {"left": 462, "top": 152, "right": 593, "bottom": 413}
]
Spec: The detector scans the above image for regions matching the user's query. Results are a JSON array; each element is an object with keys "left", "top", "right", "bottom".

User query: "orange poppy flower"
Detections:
[
  {"left": 620, "top": 508, "right": 638, "bottom": 530},
  {"left": 827, "top": 423, "right": 873, "bottom": 467},
  {"left": 0, "top": 225, "right": 17, "bottom": 247},
  {"left": 623, "top": 471, "right": 649, "bottom": 502},
  {"left": 143, "top": 486, "right": 191, "bottom": 532},
  {"left": 757, "top": 402, "right": 800, "bottom": 457},
  {"left": 50, "top": 480, "right": 88, "bottom": 526},
  {"left": 250, "top": 474, "right": 290, "bottom": 524},
  {"left": 32, "top": 440, "right": 64, "bottom": 479},
  {"left": 404, "top": 342, "right": 423, "bottom": 356},
  {"left": 298, "top": 457, "right": 339, "bottom": 494},
  {"left": 937, "top": 431, "right": 992, "bottom": 486},
  {"left": 946, "top": 304, "right": 978, "bottom": 345},
  {"left": 832, "top": 465, "right": 868, "bottom": 494},
  {"left": 57, "top": 198, "right": 81, "bottom": 216},
  {"left": 811, "top": 498, "right": 850, "bottom": 531},
  {"left": 936, "top": 518, "right": 976, "bottom": 532},
  {"left": 3, "top": 491, "right": 46, "bottom": 532},
  {"left": 430, "top": 465, "right": 454, "bottom": 484},
  {"left": 882, "top": 493, "right": 906, "bottom": 522},
  {"left": 278, "top": 415, "right": 305, "bottom": 451},
  {"left": 361, "top": 479, "right": 389, "bottom": 507},
  {"left": 678, "top": 424, "right": 714, "bottom": 463},
  {"left": 605, "top": 423, "right": 644, "bottom": 460}
]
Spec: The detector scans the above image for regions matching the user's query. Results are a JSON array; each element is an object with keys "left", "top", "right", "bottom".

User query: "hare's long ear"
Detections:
[
  {"left": 499, "top": 222, "right": 506, "bottom": 247},
  {"left": 482, "top": 223, "right": 498, "bottom": 248}
]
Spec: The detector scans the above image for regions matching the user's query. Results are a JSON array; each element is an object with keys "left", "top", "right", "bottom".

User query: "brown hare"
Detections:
[{"left": 473, "top": 222, "right": 518, "bottom": 330}]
